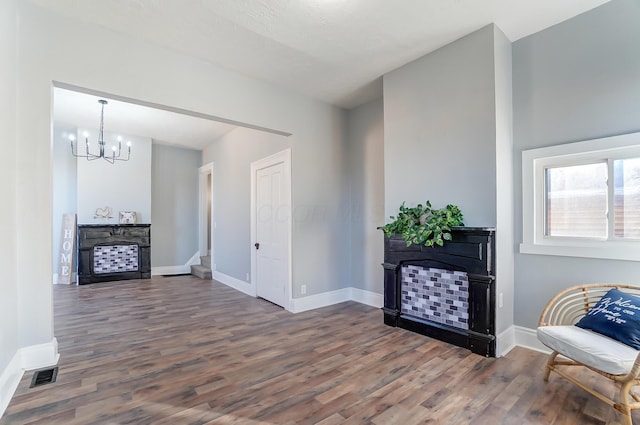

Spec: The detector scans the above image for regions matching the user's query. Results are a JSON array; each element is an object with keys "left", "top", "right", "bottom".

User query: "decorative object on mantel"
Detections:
[
  {"left": 94, "top": 206, "right": 112, "bottom": 222},
  {"left": 69, "top": 99, "right": 132, "bottom": 164},
  {"left": 381, "top": 201, "right": 464, "bottom": 247},
  {"left": 119, "top": 211, "right": 137, "bottom": 224}
]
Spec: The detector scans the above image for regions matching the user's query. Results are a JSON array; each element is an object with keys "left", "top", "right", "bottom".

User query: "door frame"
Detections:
[
  {"left": 198, "top": 162, "right": 214, "bottom": 270},
  {"left": 250, "top": 149, "right": 292, "bottom": 310}
]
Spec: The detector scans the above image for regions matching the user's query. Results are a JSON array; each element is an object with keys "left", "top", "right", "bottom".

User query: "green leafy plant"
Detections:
[{"left": 382, "top": 201, "right": 464, "bottom": 247}]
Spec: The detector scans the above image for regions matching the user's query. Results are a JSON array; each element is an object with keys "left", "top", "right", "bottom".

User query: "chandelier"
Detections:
[{"left": 69, "top": 99, "right": 131, "bottom": 164}]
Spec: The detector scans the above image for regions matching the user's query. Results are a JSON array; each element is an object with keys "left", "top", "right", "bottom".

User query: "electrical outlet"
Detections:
[
  {"left": 246, "top": 272, "right": 250, "bottom": 282},
  {"left": 212, "top": 263, "right": 216, "bottom": 270},
  {"left": 301, "top": 284, "right": 307, "bottom": 295},
  {"left": 499, "top": 293, "right": 504, "bottom": 308}
]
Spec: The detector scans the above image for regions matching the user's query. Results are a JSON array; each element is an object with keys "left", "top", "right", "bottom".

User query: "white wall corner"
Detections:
[
  {"left": 151, "top": 251, "right": 200, "bottom": 276},
  {"left": 213, "top": 270, "right": 255, "bottom": 297},
  {"left": 0, "top": 351, "right": 23, "bottom": 419},
  {"left": 289, "top": 288, "right": 352, "bottom": 313},
  {"left": 350, "top": 288, "right": 383, "bottom": 308},
  {"left": 514, "top": 325, "right": 551, "bottom": 354}
]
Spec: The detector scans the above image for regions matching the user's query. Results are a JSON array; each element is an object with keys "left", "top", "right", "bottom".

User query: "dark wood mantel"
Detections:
[
  {"left": 77, "top": 224, "right": 151, "bottom": 284},
  {"left": 382, "top": 227, "right": 496, "bottom": 356}
]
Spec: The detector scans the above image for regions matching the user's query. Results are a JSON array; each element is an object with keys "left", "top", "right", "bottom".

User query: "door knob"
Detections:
[{"left": 254, "top": 243, "right": 260, "bottom": 250}]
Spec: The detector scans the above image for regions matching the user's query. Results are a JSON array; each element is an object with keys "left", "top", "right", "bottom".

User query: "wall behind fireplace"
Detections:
[{"left": 76, "top": 129, "right": 152, "bottom": 224}]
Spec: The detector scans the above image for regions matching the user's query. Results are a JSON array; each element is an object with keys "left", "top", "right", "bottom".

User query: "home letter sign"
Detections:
[{"left": 58, "top": 213, "right": 76, "bottom": 284}]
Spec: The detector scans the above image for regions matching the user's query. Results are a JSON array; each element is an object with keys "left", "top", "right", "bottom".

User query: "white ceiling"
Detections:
[
  {"left": 44, "top": 0, "right": 611, "bottom": 149},
  {"left": 54, "top": 88, "right": 238, "bottom": 150}
]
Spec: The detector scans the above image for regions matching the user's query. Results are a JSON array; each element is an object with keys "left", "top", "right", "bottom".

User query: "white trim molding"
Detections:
[
  {"left": 0, "top": 338, "right": 59, "bottom": 418},
  {"left": 289, "top": 288, "right": 352, "bottom": 313},
  {"left": 198, "top": 162, "right": 215, "bottom": 272},
  {"left": 0, "top": 353, "right": 23, "bottom": 419},
  {"left": 151, "top": 251, "right": 201, "bottom": 276},
  {"left": 350, "top": 288, "right": 384, "bottom": 308},
  {"left": 290, "top": 288, "right": 383, "bottom": 313},
  {"left": 213, "top": 271, "right": 255, "bottom": 297},
  {"left": 496, "top": 326, "right": 516, "bottom": 357},
  {"left": 513, "top": 326, "right": 551, "bottom": 354}
]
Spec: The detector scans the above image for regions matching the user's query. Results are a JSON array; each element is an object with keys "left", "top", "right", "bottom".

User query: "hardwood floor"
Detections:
[{"left": 1, "top": 276, "right": 636, "bottom": 424}]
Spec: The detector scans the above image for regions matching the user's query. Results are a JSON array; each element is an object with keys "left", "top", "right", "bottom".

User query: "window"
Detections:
[{"left": 521, "top": 132, "right": 640, "bottom": 261}]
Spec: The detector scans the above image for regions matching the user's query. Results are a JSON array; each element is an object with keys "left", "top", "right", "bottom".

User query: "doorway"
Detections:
[
  {"left": 199, "top": 162, "right": 214, "bottom": 270},
  {"left": 251, "top": 149, "right": 292, "bottom": 309}
]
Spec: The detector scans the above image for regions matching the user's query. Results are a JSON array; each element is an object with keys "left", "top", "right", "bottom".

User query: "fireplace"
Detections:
[
  {"left": 77, "top": 224, "right": 151, "bottom": 284},
  {"left": 382, "top": 227, "right": 496, "bottom": 356}
]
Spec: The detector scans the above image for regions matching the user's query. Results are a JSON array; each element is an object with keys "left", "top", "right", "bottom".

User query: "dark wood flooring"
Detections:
[{"left": 1, "top": 276, "right": 635, "bottom": 424}]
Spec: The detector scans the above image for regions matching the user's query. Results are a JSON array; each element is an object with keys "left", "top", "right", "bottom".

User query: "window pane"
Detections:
[
  {"left": 545, "top": 163, "right": 607, "bottom": 238},
  {"left": 614, "top": 158, "right": 640, "bottom": 239}
]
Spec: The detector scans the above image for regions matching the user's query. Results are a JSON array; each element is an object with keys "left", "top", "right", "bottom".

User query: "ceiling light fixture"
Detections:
[{"left": 69, "top": 99, "right": 131, "bottom": 164}]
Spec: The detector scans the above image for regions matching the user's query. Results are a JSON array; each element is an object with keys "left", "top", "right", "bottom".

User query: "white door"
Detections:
[{"left": 255, "top": 162, "right": 288, "bottom": 307}]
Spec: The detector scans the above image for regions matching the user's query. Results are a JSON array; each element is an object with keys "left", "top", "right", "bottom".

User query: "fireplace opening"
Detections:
[
  {"left": 93, "top": 244, "right": 139, "bottom": 274},
  {"left": 401, "top": 266, "right": 469, "bottom": 331}
]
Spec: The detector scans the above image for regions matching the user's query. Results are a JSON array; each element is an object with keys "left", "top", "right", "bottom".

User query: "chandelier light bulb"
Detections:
[
  {"left": 68, "top": 134, "right": 75, "bottom": 141},
  {"left": 83, "top": 131, "right": 89, "bottom": 138}
]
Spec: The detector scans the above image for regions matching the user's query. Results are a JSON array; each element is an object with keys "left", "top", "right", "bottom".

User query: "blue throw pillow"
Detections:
[{"left": 575, "top": 288, "right": 640, "bottom": 350}]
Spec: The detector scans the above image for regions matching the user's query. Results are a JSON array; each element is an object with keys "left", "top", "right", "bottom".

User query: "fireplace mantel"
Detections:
[
  {"left": 382, "top": 227, "right": 496, "bottom": 356},
  {"left": 77, "top": 224, "right": 151, "bottom": 284}
]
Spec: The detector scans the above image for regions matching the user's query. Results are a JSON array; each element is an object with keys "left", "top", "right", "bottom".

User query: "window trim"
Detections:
[{"left": 521, "top": 132, "right": 640, "bottom": 262}]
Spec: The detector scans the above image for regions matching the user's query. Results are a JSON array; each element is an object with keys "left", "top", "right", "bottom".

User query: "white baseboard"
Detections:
[
  {"left": 0, "top": 352, "right": 22, "bottom": 420},
  {"left": 0, "top": 338, "right": 59, "bottom": 419},
  {"left": 20, "top": 339, "right": 60, "bottom": 371},
  {"left": 514, "top": 325, "right": 551, "bottom": 354},
  {"left": 290, "top": 288, "right": 351, "bottom": 313},
  {"left": 350, "top": 288, "right": 383, "bottom": 308},
  {"left": 213, "top": 271, "right": 254, "bottom": 297},
  {"left": 496, "top": 325, "right": 551, "bottom": 356},
  {"left": 496, "top": 326, "right": 516, "bottom": 357},
  {"left": 151, "top": 252, "right": 201, "bottom": 276}
]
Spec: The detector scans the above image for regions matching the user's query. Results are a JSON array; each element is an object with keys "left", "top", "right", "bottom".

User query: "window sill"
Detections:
[{"left": 519, "top": 242, "right": 640, "bottom": 262}]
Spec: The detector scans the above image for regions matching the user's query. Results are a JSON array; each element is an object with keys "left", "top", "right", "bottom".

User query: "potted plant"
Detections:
[{"left": 381, "top": 201, "right": 464, "bottom": 247}]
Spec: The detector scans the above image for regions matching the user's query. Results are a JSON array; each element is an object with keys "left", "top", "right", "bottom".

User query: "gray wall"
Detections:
[
  {"left": 51, "top": 126, "right": 77, "bottom": 279},
  {"left": 0, "top": 0, "right": 18, "bottom": 387},
  {"left": 383, "top": 25, "right": 498, "bottom": 227},
  {"left": 151, "top": 144, "right": 202, "bottom": 267},
  {"left": 346, "top": 98, "right": 385, "bottom": 293},
  {"left": 513, "top": 0, "right": 640, "bottom": 328},
  {"left": 202, "top": 128, "right": 289, "bottom": 285}
]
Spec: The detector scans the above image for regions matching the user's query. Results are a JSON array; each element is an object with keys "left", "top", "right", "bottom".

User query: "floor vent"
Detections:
[{"left": 30, "top": 367, "right": 58, "bottom": 388}]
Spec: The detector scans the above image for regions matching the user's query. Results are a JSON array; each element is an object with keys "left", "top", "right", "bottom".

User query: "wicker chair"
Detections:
[{"left": 537, "top": 283, "right": 640, "bottom": 425}]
